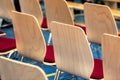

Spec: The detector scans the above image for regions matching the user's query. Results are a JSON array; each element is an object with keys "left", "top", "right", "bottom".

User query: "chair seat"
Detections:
[
  {"left": 0, "top": 30, "right": 5, "bottom": 36},
  {"left": 44, "top": 45, "right": 55, "bottom": 63},
  {"left": 90, "top": 58, "right": 103, "bottom": 79},
  {"left": 0, "top": 30, "right": 4, "bottom": 34},
  {"left": 118, "top": 33, "right": 120, "bottom": 36},
  {"left": 0, "top": 37, "right": 16, "bottom": 52},
  {"left": 74, "top": 23, "right": 86, "bottom": 34},
  {"left": 41, "top": 17, "right": 48, "bottom": 28}
]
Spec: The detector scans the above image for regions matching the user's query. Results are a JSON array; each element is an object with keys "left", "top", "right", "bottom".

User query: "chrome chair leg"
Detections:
[
  {"left": 7, "top": 50, "right": 16, "bottom": 58},
  {"left": 0, "top": 18, "right": 3, "bottom": 27},
  {"left": 48, "top": 33, "right": 52, "bottom": 45},
  {"left": 72, "top": 75, "right": 76, "bottom": 80},
  {"left": 20, "top": 56, "right": 24, "bottom": 62},
  {"left": 54, "top": 69, "right": 61, "bottom": 80},
  {"left": 12, "top": 51, "right": 19, "bottom": 60}
]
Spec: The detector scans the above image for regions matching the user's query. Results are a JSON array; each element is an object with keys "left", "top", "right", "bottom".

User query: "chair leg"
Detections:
[
  {"left": 72, "top": 75, "right": 76, "bottom": 80},
  {"left": 47, "top": 33, "right": 52, "bottom": 45},
  {"left": 7, "top": 50, "right": 16, "bottom": 58},
  {"left": 11, "top": 51, "right": 19, "bottom": 60},
  {"left": 0, "top": 18, "right": 12, "bottom": 27},
  {"left": 0, "top": 18, "right": 3, "bottom": 27},
  {"left": 20, "top": 56, "right": 24, "bottom": 62},
  {"left": 54, "top": 69, "right": 61, "bottom": 80}
]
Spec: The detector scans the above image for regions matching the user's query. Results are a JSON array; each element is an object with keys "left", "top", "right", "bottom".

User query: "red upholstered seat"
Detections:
[
  {"left": 0, "top": 30, "right": 4, "bottom": 34},
  {"left": 44, "top": 45, "right": 55, "bottom": 63},
  {"left": 44, "top": 46, "right": 103, "bottom": 79},
  {"left": 90, "top": 59, "right": 103, "bottom": 79},
  {"left": 0, "top": 30, "right": 6, "bottom": 36},
  {"left": 41, "top": 17, "right": 48, "bottom": 28},
  {"left": 41, "top": 18, "right": 87, "bottom": 34},
  {"left": 0, "top": 37, "right": 16, "bottom": 52},
  {"left": 74, "top": 24, "right": 86, "bottom": 34}
]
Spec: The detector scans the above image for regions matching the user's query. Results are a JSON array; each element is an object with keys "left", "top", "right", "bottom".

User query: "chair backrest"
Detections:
[
  {"left": 50, "top": 21, "right": 94, "bottom": 79},
  {"left": 84, "top": 3, "right": 118, "bottom": 44},
  {"left": 0, "top": 56, "right": 48, "bottom": 80},
  {"left": 19, "top": 0, "right": 43, "bottom": 27},
  {"left": 102, "top": 33, "right": 120, "bottom": 80},
  {"left": 44, "top": 0, "right": 74, "bottom": 29},
  {"left": 11, "top": 11, "right": 46, "bottom": 62},
  {"left": 0, "top": 0, "right": 15, "bottom": 19}
]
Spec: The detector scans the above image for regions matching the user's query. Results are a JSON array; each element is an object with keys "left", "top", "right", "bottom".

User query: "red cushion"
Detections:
[
  {"left": 41, "top": 17, "right": 48, "bottom": 28},
  {"left": 74, "top": 24, "right": 86, "bottom": 34},
  {"left": 0, "top": 37, "right": 16, "bottom": 52},
  {"left": 90, "top": 59, "right": 103, "bottom": 79},
  {"left": 0, "top": 30, "right": 4, "bottom": 34},
  {"left": 44, "top": 45, "right": 55, "bottom": 63}
]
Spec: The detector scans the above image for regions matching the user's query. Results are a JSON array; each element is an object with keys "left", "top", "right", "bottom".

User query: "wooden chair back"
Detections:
[
  {"left": 84, "top": 3, "right": 118, "bottom": 44},
  {"left": 0, "top": 56, "right": 48, "bottom": 80},
  {"left": 19, "top": 0, "right": 43, "bottom": 27},
  {"left": 50, "top": 21, "right": 94, "bottom": 79},
  {"left": 0, "top": 0, "right": 15, "bottom": 19},
  {"left": 102, "top": 33, "right": 120, "bottom": 80},
  {"left": 44, "top": 0, "right": 74, "bottom": 30},
  {"left": 11, "top": 11, "right": 46, "bottom": 62}
]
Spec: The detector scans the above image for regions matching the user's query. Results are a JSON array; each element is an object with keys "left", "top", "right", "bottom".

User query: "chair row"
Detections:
[
  {"left": 19, "top": 0, "right": 119, "bottom": 44},
  {"left": 0, "top": 0, "right": 119, "bottom": 60},
  {"left": 0, "top": 0, "right": 119, "bottom": 44},
  {"left": 0, "top": 20, "right": 120, "bottom": 80},
  {"left": 0, "top": 0, "right": 120, "bottom": 80}
]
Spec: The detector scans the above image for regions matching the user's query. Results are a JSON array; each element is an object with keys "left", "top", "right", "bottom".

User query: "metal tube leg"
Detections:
[
  {"left": 54, "top": 69, "right": 61, "bottom": 80},
  {"left": 20, "top": 56, "right": 24, "bottom": 62},
  {"left": 48, "top": 33, "right": 52, "bottom": 45},
  {"left": 0, "top": 18, "right": 3, "bottom": 27},
  {"left": 72, "top": 75, "right": 76, "bottom": 80},
  {"left": 7, "top": 50, "right": 15, "bottom": 58}
]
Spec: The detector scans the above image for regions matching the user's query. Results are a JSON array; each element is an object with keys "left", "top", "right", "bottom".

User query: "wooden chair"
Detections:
[
  {"left": 19, "top": 0, "right": 48, "bottom": 29},
  {"left": 11, "top": 11, "right": 55, "bottom": 65},
  {"left": 19, "top": 0, "right": 51, "bottom": 44},
  {"left": 0, "top": 0, "right": 16, "bottom": 27},
  {"left": 50, "top": 21, "right": 103, "bottom": 80},
  {"left": 44, "top": 0, "right": 86, "bottom": 33},
  {"left": 84, "top": 3, "right": 118, "bottom": 44},
  {"left": 102, "top": 33, "right": 120, "bottom": 80},
  {"left": 0, "top": 56, "right": 48, "bottom": 80},
  {"left": 44, "top": 0, "right": 86, "bottom": 45}
]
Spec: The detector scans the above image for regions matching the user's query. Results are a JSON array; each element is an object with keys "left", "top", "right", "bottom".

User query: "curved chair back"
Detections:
[
  {"left": 19, "top": 0, "right": 43, "bottom": 27},
  {"left": 84, "top": 3, "right": 118, "bottom": 44},
  {"left": 44, "top": 0, "right": 74, "bottom": 30},
  {"left": 102, "top": 33, "right": 120, "bottom": 79},
  {"left": 50, "top": 21, "right": 94, "bottom": 79},
  {"left": 11, "top": 11, "right": 46, "bottom": 62},
  {"left": 0, "top": 0, "right": 15, "bottom": 19},
  {"left": 0, "top": 56, "right": 48, "bottom": 80}
]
